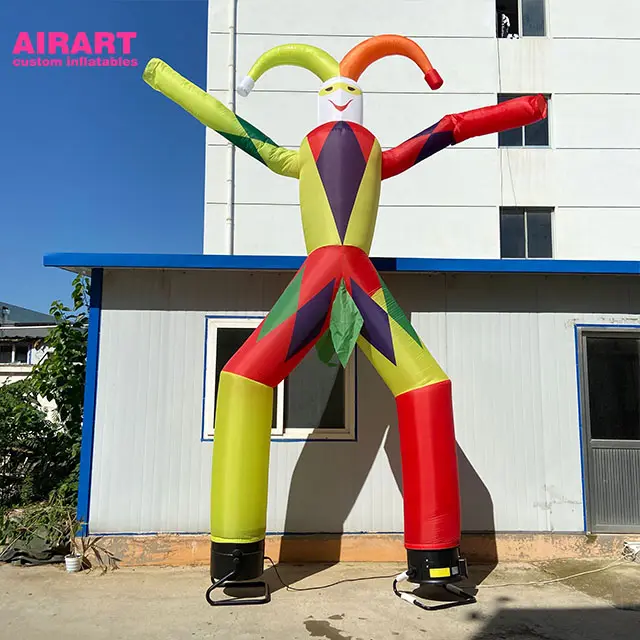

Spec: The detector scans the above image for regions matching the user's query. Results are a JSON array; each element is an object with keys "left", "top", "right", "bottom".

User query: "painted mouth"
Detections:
[{"left": 329, "top": 99, "right": 353, "bottom": 112}]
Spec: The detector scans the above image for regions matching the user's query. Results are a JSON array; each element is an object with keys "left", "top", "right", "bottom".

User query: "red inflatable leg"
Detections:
[
  {"left": 396, "top": 379, "right": 468, "bottom": 585},
  {"left": 396, "top": 379, "right": 460, "bottom": 550}
]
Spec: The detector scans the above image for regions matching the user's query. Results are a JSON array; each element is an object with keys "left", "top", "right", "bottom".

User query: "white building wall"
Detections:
[
  {"left": 0, "top": 364, "right": 33, "bottom": 387},
  {"left": 88, "top": 269, "right": 640, "bottom": 536},
  {"left": 0, "top": 346, "right": 58, "bottom": 419},
  {"left": 0, "top": 344, "right": 49, "bottom": 385},
  {"left": 202, "top": 0, "right": 640, "bottom": 261}
]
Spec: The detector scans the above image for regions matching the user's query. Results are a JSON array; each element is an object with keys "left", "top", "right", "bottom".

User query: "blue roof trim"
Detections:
[
  {"left": 44, "top": 252, "right": 307, "bottom": 271},
  {"left": 396, "top": 257, "right": 640, "bottom": 275},
  {"left": 43, "top": 253, "right": 640, "bottom": 276}
]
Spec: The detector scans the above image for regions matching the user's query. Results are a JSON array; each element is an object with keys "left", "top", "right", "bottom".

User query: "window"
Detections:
[
  {"left": 202, "top": 317, "right": 356, "bottom": 441},
  {"left": 14, "top": 344, "right": 29, "bottom": 363},
  {"left": 497, "top": 0, "right": 546, "bottom": 37},
  {"left": 585, "top": 334, "right": 640, "bottom": 441},
  {"left": 498, "top": 94, "right": 550, "bottom": 148},
  {"left": 500, "top": 207, "right": 553, "bottom": 258},
  {"left": 0, "top": 345, "right": 11, "bottom": 364},
  {"left": 0, "top": 342, "right": 30, "bottom": 365},
  {"left": 212, "top": 325, "right": 280, "bottom": 430}
]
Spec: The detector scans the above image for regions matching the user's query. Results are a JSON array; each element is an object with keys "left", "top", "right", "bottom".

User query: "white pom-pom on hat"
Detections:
[{"left": 237, "top": 76, "right": 255, "bottom": 97}]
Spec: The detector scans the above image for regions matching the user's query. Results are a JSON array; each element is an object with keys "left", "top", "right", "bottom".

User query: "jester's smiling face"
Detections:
[{"left": 318, "top": 76, "right": 363, "bottom": 126}]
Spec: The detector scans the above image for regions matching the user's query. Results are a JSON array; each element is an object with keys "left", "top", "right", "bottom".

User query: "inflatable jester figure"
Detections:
[{"left": 143, "top": 35, "right": 547, "bottom": 606}]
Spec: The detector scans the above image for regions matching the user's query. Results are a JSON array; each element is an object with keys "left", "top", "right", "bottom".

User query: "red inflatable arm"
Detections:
[
  {"left": 451, "top": 94, "right": 548, "bottom": 143},
  {"left": 381, "top": 94, "right": 548, "bottom": 180}
]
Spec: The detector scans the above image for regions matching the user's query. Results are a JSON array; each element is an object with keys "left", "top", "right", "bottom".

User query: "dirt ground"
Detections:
[{"left": 1, "top": 559, "right": 639, "bottom": 639}]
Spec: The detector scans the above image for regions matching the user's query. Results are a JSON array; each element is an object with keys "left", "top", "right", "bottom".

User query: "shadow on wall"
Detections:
[
  {"left": 103, "top": 268, "right": 640, "bottom": 317},
  {"left": 458, "top": 446, "right": 498, "bottom": 584},
  {"left": 263, "top": 353, "right": 497, "bottom": 593}
]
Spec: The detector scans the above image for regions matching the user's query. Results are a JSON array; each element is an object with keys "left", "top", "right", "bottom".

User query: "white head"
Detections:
[{"left": 317, "top": 76, "right": 363, "bottom": 125}]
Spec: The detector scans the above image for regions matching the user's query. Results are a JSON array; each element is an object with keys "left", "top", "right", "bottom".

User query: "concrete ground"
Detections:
[{"left": 1, "top": 559, "right": 640, "bottom": 639}]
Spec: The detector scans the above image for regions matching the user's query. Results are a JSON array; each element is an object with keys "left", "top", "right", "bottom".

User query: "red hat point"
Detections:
[{"left": 425, "top": 68, "right": 444, "bottom": 90}]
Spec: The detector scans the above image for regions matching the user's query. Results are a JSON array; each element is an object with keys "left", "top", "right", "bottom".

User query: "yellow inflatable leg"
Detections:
[{"left": 210, "top": 371, "right": 273, "bottom": 544}]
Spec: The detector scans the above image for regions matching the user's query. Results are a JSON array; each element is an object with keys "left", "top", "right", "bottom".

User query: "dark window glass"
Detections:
[
  {"left": 586, "top": 337, "right": 640, "bottom": 441},
  {"left": 14, "top": 344, "right": 29, "bottom": 363},
  {"left": 500, "top": 208, "right": 526, "bottom": 258},
  {"left": 525, "top": 118, "right": 549, "bottom": 146},
  {"left": 496, "top": 0, "right": 520, "bottom": 37},
  {"left": 499, "top": 126, "right": 524, "bottom": 147},
  {"left": 522, "top": 0, "right": 546, "bottom": 36},
  {"left": 526, "top": 209, "right": 552, "bottom": 258},
  {"left": 215, "top": 327, "right": 277, "bottom": 429},
  {"left": 0, "top": 345, "right": 11, "bottom": 364},
  {"left": 285, "top": 348, "right": 345, "bottom": 429}
]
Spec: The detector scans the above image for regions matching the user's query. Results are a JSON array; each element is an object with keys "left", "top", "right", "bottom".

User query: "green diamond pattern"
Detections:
[
  {"left": 315, "top": 330, "right": 338, "bottom": 367},
  {"left": 380, "top": 281, "right": 423, "bottom": 347},
  {"left": 237, "top": 115, "right": 278, "bottom": 147},
  {"left": 219, "top": 131, "right": 265, "bottom": 165},
  {"left": 330, "top": 280, "right": 364, "bottom": 368},
  {"left": 258, "top": 268, "right": 305, "bottom": 341}
]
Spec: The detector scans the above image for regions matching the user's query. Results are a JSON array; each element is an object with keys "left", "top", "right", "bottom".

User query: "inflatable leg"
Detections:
[
  {"left": 350, "top": 263, "right": 466, "bottom": 585},
  {"left": 396, "top": 379, "right": 465, "bottom": 582},
  {"left": 209, "top": 371, "right": 274, "bottom": 587},
  {"left": 208, "top": 249, "right": 340, "bottom": 592}
]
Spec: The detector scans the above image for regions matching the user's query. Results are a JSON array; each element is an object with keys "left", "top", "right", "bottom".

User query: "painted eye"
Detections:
[
  {"left": 347, "top": 86, "right": 356, "bottom": 92},
  {"left": 325, "top": 86, "right": 333, "bottom": 92}
]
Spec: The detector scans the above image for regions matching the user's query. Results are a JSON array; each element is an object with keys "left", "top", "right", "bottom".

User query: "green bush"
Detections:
[
  {"left": 0, "top": 493, "right": 75, "bottom": 551},
  {"left": 29, "top": 274, "right": 90, "bottom": 503},
  {"left": 0, "top": 275, "right": 89, "bottom": 548},
  {"left": 0, "top": 379, "right": 69, "bottom": 508}
]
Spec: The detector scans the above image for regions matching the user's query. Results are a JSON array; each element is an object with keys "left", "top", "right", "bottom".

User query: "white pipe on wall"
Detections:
[{"left": 224, "top": 0, "right": 238, "bottom": 255}]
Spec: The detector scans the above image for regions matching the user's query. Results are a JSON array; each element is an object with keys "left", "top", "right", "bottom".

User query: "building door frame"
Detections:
[{"left": 577, "top": 325, "right": 640, "bottom": 534}]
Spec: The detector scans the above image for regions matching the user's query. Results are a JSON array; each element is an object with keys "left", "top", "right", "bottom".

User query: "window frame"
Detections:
[
  {"left": 496, "top": 0, "right": 547, "bottom": 38},
  {"left": 0, "top": 341, "right": 31, "bottom": 365},
  {"left": 201, "top": 315, "right": 356, "bottom": 442},
  {"left": 497, "top": 93, "right": 551, "bottom": 149},
  {"left": 578, "top": 327, "right": 640, "bottom": 449},
  {"left": 576, "top": 325, "right": 640, "bottom": 534},
  {"left": 499, "top": 206, "right": 554, "bottom": 259}
]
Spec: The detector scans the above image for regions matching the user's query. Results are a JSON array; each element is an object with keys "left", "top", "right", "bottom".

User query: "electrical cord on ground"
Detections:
[
  {"left": 476, "top": 547, "right": 639, "bottom": 589},
  {"left": 267, "top": 548, "right": 638, "bottom": 594},
  {"left": 264, "top": 556, "right": 398, "bottom": 592}
]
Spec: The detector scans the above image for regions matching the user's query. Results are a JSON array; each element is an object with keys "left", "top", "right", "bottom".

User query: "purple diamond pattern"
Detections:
[
  {"left": 350, "top": 280, "right": 396, "bottom": 365},
  {"left": 315, "top": 122, "right": 367, "bottom": 242},
  {"left": 286, "top": 280, "right": 336, "bottom": 360}
]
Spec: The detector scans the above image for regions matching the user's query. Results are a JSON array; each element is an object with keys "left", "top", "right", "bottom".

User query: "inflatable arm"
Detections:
[
  {"left": 143, "top": 58, "right": 300, "bottom": 179},
  {"left": 382, "top": 94, "right": 548, "bottom": 180}
]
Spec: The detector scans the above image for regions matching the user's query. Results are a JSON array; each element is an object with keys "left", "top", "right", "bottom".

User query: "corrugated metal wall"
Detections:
[
  {"left": 591, "top": 449, "right": 640, "bottom": 531},
  {"left": 89, "top": 269, "right": 640, "bottom": 535}
]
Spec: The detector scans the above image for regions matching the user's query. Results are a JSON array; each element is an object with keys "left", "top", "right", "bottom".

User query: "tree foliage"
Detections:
[
  {"left": 0, "top": 274, "right": 90, "bottom": 530},
  {"left": 29, "top": 274, "right": 90, "bottom": 502},
  {"left": 31, "top": 274, "right": 89, "bottom": 436},
  {"left": 0, "top": 380, "right": 70, "bottom": 507}
]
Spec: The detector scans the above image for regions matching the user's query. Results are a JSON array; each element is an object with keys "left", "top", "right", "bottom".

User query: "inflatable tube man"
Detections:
[{"left": 144, "top": 35, "right": 547, "bottom": 598}]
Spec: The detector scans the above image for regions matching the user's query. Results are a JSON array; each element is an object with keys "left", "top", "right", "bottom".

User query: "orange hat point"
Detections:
[{"left": 340, "top": 34, "right": 443, "bottom": 90}]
